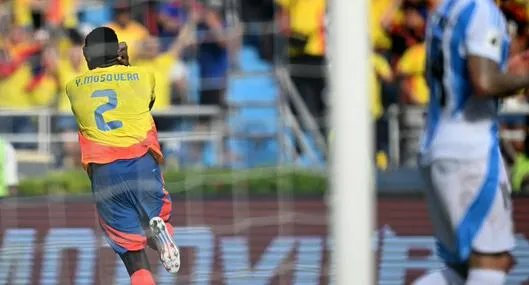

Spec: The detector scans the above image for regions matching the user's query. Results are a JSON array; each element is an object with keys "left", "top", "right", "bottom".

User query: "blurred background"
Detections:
[{"left": 2, "top": 0, "right": 529, "bottom": 284}]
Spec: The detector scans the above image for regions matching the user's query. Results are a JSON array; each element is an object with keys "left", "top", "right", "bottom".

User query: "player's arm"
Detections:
[
  {"left": 166, "top": 15, "right": 198, "bottom": 57},
  {"left": 203, "top": 8, "right": 228, "bottom": 48},
  {"left": 466, "top": 6, "right": 529, "bottom": 98},
  {"left": 468, "top": 54, "right": 529, "bottom": 98},
  {"left": 117, "top": 42, "right": 130, "bottom": 66},
  {"left": 149, "top": 72, "right": 156, "bottom": 111}
]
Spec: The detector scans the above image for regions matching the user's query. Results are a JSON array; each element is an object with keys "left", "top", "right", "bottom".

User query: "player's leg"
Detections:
[
  {"left": 412, "top": 267, "right": 464, "bottom": 285},
  {"left": 413, "top": 159, "right": 467, "bottom": 284},
  {"left": 423, "top": 151, "right": 515, "bottom": 285},
  {"left": 465, "top": 252, "right": 513, "bottom": 285},
  {"left": 90, "top": 162, "right": 158, "bottom": 284},
  {"left": 464, "top": 156, "right": 515, "bottom": 285},
  {"left": 133, "top": 153, "right": 180, "bottom": 273},
  {"left": 120, "top": 250, "right": 156, "bottom": 285}
]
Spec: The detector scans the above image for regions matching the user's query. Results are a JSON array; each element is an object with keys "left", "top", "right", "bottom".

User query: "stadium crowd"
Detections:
[
  {"left": 370, "top": 0, "right": 529, "bottom": 176},
  {"left": 0, "top": 0, "right": 329, "bottom": 171},
  {"left": 6, "top": 0, "right": 529, "bottom": 191},
  {"left": 0, "top": 0, "right": 245, "bottom": 168}
]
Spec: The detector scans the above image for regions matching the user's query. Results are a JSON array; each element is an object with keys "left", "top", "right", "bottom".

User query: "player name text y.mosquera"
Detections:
[{"left": 74, "top": 72, "right": 140, "bottom": 87}]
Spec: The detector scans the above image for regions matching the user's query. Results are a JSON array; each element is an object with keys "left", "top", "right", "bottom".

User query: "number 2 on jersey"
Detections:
[{"left": 92, "top": 90, "right": 123, "bottom": 131}]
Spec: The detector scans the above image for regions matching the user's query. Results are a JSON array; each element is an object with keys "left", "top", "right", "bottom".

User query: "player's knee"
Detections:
[
  {"left": 469, "top": 251, "right": 514, "bottom": 273},
  {"left": 412, "top": 268, "right": 464, "bottom": 285},
  {"left": 412, "top": 271, "right": 448, "bottom": 285},
  {"left": 131, "top": 269, "right": 156, "bottom": 285}
]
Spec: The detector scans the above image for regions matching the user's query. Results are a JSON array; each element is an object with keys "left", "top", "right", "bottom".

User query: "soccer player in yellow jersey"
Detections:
[{"left": 65, "top": 27, "right": 180, "bottom": 285}]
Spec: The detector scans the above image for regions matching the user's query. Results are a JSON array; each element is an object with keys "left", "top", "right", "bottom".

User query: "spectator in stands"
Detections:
[
  {"left": 397, "top": 42, "right": 428, "bottom": 105},
  {"left": 135, "top": 20, "right": 196, "bottom": 163},
  {"left": 373, "top": 0, "right": 400, "bottom": 54},
  {"left": 13, "top": 0, "right": 44, "bottom": 29},
  {"left": 46, "top": 30, "right": 86, "bottom": 168},
  {"left": 49, "top": 30, "right": 87, "bottom": 119},
  {"left": 136, "top": 33, "right": 191, "bottom": 111},
  {"left": 276, "top": 0, "right": 327, "bottom": 138},
  {"left": 0, "top": 0, "right": 12, "bottom": 36},
  {"left": 511, "top": 130, "right": 529, "bottom": 193},
  {"left": 503, "top": 1, "right": 529, "bottom": 55},
  {"left": 371, "top": 53, "right": 393, "bottom": 170},
  {"left": 0, "top": 137, "right": 18, "bottom": 198},
  {"left": 77, "top": 0, "right": 112, "bottom": 29},
  {"left": 28, "top": 43, "right": 57, "bottom": 108},
  {"left": 0, "top": 26, "right": 52, "bottom": 148},
  {"left": 379, "top": 0, "right": 427, "bottom": 59},
  {"left": 158, "top": 0, "right": 188, "bottom": 51},
  {"left": 12, "top": 0, "right": 77, "bottom": 30},
  {"left": 179, "top": 0, "right": 239, "bottom": 167},
  {"left": 240, "top": 0, "right": 275, "bottom": 62},
  {"left": 107, "top": 0, "right": 149, "bottom": 60},
  {"left": 48, "top": 0, "right": 79, "bottom": 30},
  {"left": 194, "top": 1, "right": 234, "bottom": 111},
  {"left": 136, "top": 0, "right": 160, "bottom": 36}
]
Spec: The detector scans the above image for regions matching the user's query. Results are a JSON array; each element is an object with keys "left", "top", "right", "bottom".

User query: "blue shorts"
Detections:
[{"left": 89, "top": 153, "right": 172, "bottom": 254}]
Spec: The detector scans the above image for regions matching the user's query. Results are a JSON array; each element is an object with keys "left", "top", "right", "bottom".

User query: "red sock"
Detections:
[
  {"left": 165, "top": 222, "right": 174, "bottom": 236},
  {"left": 131, "top": 269, "right": 156, "bottom": 285}
]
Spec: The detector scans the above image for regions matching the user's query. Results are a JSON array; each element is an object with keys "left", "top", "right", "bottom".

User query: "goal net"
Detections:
[{"left": 0, "top": 0, "right": 335, "bottom": 284}]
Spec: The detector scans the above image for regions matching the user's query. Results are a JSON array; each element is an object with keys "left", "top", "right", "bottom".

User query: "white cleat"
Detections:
[{"left": 149, "top": 217, "right": 180, "bottom": 274}]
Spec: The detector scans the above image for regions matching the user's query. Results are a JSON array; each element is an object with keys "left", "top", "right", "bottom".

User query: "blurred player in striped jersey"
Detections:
[
  {"left": 414, "top": 0, "right": 529, "bottom": 284},
  {"left": 65, "top": 23, "right": 194, "bottom": 284}
]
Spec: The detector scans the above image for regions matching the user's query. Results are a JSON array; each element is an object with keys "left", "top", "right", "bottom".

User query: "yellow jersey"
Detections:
[
  {"left": 57, "top": 59, "right": 88, "bottom": 112},
  {"left": 370, "top": 54, "right": 392, "bottom": 120},
  {"left": 107, "top": 22, "right": 149, "bottom": 60},
  {"left": 276, "top": 0, "right": 326, "bottom": 56},
  {"left": 66, "top": 65, "right": 163, "bottom": 169},
  {"left": 370, "top": 0, "right": 392, "bottom": 50},
  {"left": 0, "top": 64, "right": 33, "bottom": 108},
  {"left": 135, "top": 53, "right": 176, "bottom": 111},
  {"left": 397, "top": 43, "right": 429, "bottom": 105},
  {"left": 30, "top": 74, "right": 57, "bottom": 107}
]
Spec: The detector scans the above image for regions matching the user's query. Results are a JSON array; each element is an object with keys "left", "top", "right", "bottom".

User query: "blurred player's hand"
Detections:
[
  {"left": 508, "top": 50, "right": 529, "bottom": 76},
  {"left": 189, "top": 6, "right": 202, "bottom": 23},
  {"left": 34, "top": 29, "right": 50, "bottom": 45},
  {"left": 508, "top": 50, "right": 529, "bottom": 96},
  {"left": 117, "top": 42, "right": 130, "bottom": 66}
]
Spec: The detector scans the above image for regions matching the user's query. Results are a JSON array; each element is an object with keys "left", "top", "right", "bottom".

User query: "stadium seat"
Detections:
[
  {"left": 79, "top": 5, "right": 112, "bottom": 27},
  {"left": 228, "top": 107, "right": 278, "bottom": 133},
  {"left": 239, "top": 47, "right": 272, "bottom": 72},
  {"left": 185, "top": 61, "right": 201, "bottom": 104},
  {"left": 227, "top": 76, "right": 278, "bottom": 103}
]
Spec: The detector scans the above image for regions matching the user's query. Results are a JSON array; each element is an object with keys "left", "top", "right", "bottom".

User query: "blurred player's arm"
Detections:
[
  {"left": 149, "top": 72, "right": 156, "bottom": 111},
  {"left": 468, "top": 54, "right": 529, "bottom": 98},
  {"left": 159, "top": 8, "right": 185, "bottom": 33},
  {"left": 43, "top": 47, "right": 62, "bottom": 109},
  {"left": 118, "top": 42, "right": 130, "bottom": 66},
  {"left": 466, "top": 5, "right": 529, "bottom": 98},
  {"left": 167, "top": 17, "right": 198, "bottom": 57},
  {"left": 203, "top": 8, "right": 228, "bottom": 48}
]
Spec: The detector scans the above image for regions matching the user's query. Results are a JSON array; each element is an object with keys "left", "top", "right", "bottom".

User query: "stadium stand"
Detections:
[{"left": 2, "top": 0, "right": 529, "bottom": 178}]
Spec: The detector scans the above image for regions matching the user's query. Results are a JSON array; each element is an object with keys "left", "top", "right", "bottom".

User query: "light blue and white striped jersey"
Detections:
[{"left": 420, "top": 0, "right": 510, "bottom": 163}]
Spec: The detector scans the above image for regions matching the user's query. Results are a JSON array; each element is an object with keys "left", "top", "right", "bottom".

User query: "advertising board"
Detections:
[{"left": 1, "top": 196, "right": 529, "bottom": 284}]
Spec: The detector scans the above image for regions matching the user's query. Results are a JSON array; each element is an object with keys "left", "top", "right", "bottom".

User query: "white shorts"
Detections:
[{"left": 420, "top": 150, "right": 515, "bottom": 263}]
